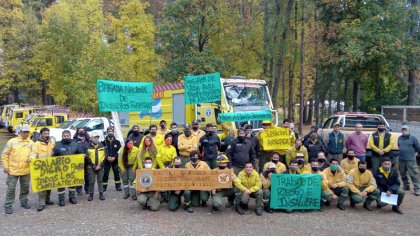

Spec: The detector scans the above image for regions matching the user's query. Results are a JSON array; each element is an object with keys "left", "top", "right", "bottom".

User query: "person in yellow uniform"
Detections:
[
  {"left": 192, "top": 120, "right": 206, "bottom": 140},
  {"left": 138, "top": 157, "right": 161, "bottom": 211},
  {"left": 323, "top": 158, "right": 348, "bottom": 210},
  {"left": 263, "top": 152, "right": 286, "bottom": 174},
  {"left": 260, "top": 162, "right": 277, "bottom": 213},
  {"left": 85, "top": 132, "right": 106, "bottom": 201},
  {"left": 277, "top": 119, "right": 296, "bottom": 164},
  {"left": 29, "top": 128, "right": 55, "bottom": 211},
  {"left": 141, "top": 125, "right": 164, "bottom": 148},
  {"left": 283, "top": 159, "right": 300, "bottom": 174},
  {"left": 347, "top": 161, "right": 380, "bottom": 211},
  {"left": 296, "top": 153, "right": 311, "bottom": 174},
  {"left": 368, "top": 122, "right": 394, "bottom": 171},
  {"left": 257, "top": 120, "right": 276, "bottom": 173},
  {"left": 285, "top": 140, "right": 308, "bottom": 166},
  {"left": 168, "top": 157, "right": 184, "bottom": 211},
  {"left": 2, "top": 126, "right": 33, "bottom": 214},
  {"left": 341, "top": 149, "right": 359, "bottom": 174},
  {"left": 157, "top": 120, "right": 169, "bottom": 138},
  {"left": 137, "top": 136, "right": 160, "bottom": 169},
  {"left": 177, "top": 124, "right": 198, "bottom": 166},
  {"left": 309, "top": 159, "right": 332, "bottom": 210},
  {"left": 157, "top": 134, "right": 177, "bottom": 168},
  {"left": 183, "top": 150, "right": 210, "bottom": 213},
  {"left": 118, "top": 139, "right": 139, "bottom": 200},
  {"left": 235, "top": 162, "right": 263, "bottom": 216}
]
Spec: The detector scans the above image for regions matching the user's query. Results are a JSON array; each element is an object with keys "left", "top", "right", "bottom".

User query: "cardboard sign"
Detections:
[
  {"left": 184, "top": 72, "right": 221, "bottom": 104},
  {"left": 136, "top": 169, "right": 232, "bottom": 191},
  {"left": 97, "top": 79, "right": 153, "bottom": 112},
  {"left": 261, "top": 127, "right": 292, "bottom": 150},
  {"left": 30, "top": 155, "right": 85, "bottom": 192},
  {"left": 218, "top": 110, "right": 272, "bottom": 122},
  {"left": 270, "top": 174, "right": 322, "bottom": 210}
]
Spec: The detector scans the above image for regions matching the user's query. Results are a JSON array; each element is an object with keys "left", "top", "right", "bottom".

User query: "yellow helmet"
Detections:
[{"left": 217, "top": 154, "right": 230, "bottom": 164}]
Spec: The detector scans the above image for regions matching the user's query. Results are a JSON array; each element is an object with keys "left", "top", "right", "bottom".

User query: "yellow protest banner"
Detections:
[
  {"left": 261, "top": 127, "right": 292, "bottom": 150},
  {"left": 30, "top": 154, "right": 85, "bottom": 192},
  {"left": 136, "top": 169, "right": 232, "bottom": 191}
]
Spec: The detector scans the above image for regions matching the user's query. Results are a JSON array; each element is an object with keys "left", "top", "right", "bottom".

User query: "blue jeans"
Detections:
[{"left": 355, "top": 156, "right": 366, "bottom": 162}]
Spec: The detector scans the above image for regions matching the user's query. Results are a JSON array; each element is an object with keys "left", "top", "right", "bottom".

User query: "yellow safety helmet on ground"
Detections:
[{"left": 217, "top": 154, "right": 230, "bottom": 164}]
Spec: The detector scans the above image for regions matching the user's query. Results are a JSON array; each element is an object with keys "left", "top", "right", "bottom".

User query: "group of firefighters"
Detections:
[{"left": 2, "top": 119, "right": 419, "bottom": 216}]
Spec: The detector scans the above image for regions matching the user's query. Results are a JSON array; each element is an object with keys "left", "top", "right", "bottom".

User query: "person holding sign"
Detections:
[
  {"left": 373, "top": 158, "right": 404, "bottom": 214},
  {"left": 2, "top": 125, "right": 33, "bottom": 214},
  {"left": 183, "top": 151, "right": 210, "bottom": 213},
  {"left": 52, "top": 130, "right": 84, "bottom": 206},
  {"left": 177, "top": 124, "right": 198, "bottom": 167},
  {"left": 260, "top": 162, "right": 277, "bottom": 213},
  {"left": 309, "top": 159, "right": 332, "bottom": 210},
  {"left": 118, "top": 140, "right": 139, "bottom": 200},
  {"left": 347, "top": 161, "right": 380, "bottom": 211},
  {"left": 226, "top": 129, "right": 256, "bottom": 175},
  {"left": 29, "top": 128, "right": 56, "bottom": 211},
  {"left": 263, "top": 152, "right": 286, "bottom": 174},
  {"left": 168, "top": 157, "right": 184, "bottom": 211},
  {"left": 235, "top": 162, "right": 263, "bottom": 216},
  {"left": 257, "top": 120, "right": 274, "bottom": 172},
  {"left": 199, "top": 124, "right": 221, "bottom": 169},
  {"left": 283, "top": 159, "right": 300, "bottom": 174},
  {"left": 322, "top": 159, "right": 349, "bottom": 211},
  {"left": 137, "top": 136, "right": 159, "bottom": 169},
  {"left": 138, "top": 157, "right": 161, "bottom": 211},
  {"left": 85, "top": 132, "right": 107, "bottom": 201},
  {"left": 157, "top": 133, "right": 177, "bottom": 168}
]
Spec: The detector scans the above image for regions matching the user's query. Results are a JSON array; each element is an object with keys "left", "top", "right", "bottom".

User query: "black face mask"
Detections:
[
  {"left": 272, "top": 159, "right": 279, "bottom": 164},
  {"left": 318, "top": 159, "right": 326, "bottom": 163},
  {"left": 192, "top": 126, "right": 199, "bottom": 131},
  {"left": 191, "top": 157, "right": 199, "bottom": 163},
  {"left": 184, "top": 131, "right": 191, "bottom": 137},
  {"left": 206, "top": 131, "right": 214, "bottom": 136},
  {"left": 238, "top": 136, "right": 245, "bottom": 142},
  {"left": 107, "top": 134, "right": 114, "bottom": 139},
  {"left": 311, "top": 167, "right": 319, "bottom": 172},
  {"left": 348, "top": 155, "right": 355, "bottom": 160},
  {"left": 297, "top": 160, "right": 304, "bottom": 165},
  {"left": 160, "top": 125, "right": 166, "bottom": 129},
  {"left": 150, "top": 131, "right": 157, "bottom": 135},
  {"left": 133, "top": 131, "right": 140, "bottom": 136},
  {"left": 358, "top": 168, "right": 366, "bottom": 173},
  {"left": 61, "top": 138, "right": 72, "bottom": 145},
  {"left": 218, "top": 166, "right": 226, "bottom": 170},
  {"left": 174, "top": 164, "right": 182, "bottom": 168},
  {"left": 378, "top": 128, "right": 385, "bottom": 132}
]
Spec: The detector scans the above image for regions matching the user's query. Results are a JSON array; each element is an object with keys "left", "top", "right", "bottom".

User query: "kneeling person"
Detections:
[
  {"left": 211, "top": 154, "right": 239, "bottom": 212},
  {"left": 260, "top": 162, "right": 277, "bottom": 213},
  {"left": 168, "top": 157, "right": 184, "bottom": 211},
  {"left": 235, "top": 162, "right": 263, "bottom": 216},
  {"left": 323, "top": 159, "right": 349, "bottom": 210},
  {"left": 309, "top": 159, "right": 332, "bottom": 209},
  {"left": 138, "top": 157, "right": 160, "bottom": 211}
]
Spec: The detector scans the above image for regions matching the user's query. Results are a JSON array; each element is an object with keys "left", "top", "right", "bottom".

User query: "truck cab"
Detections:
[
  {"left": 0, "top": 104, "right": 19, "bottom": 129},
  {"left": 6, "top": 107, "right": 35, "bottom": 133}
]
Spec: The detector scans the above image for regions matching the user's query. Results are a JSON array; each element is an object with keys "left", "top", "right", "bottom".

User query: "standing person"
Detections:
[
  {"left": 199, "top": 123, "right": 221, "bottom": 169},
  {"left": 183, "top": 151, "right": 210, "bottom": 213},
  {"left": 244, "top": 125, "right": 260, "bottom": 168},
  {"left": 127, "top": 125, "right": 143, "bottom": 148},
  {"left": 75, "top": 129, "right": 90, "bottom": 195},
  {"left": 85, "top": 132, "right": 106, "bottom": 201},
  {"left": 285, "top": 140, "right": 309, "bottom": 166},
  {"left": 141, "top": 125, "right": 164, "bottom": 148},
  {"left": 263, "top": 152, "right": 286, "bottom": 174},
  {"left": 52, "top": 130, "right": 83, "bottom": 207},
  {"left": 157, "top": 133, "right": 177, "bottom": 168},
  {"left": 347, "top": 161, "right": 380, "bottom": 211},
  {"left": 277, "top": 119, "right": 296, "bottom": 165},
  {"left": 118, "top": 140, "right": 139, "bottom": 200},
  {"left": 102, "top": 127, "right": 122, "bottom": 192},
  {"left": 304, "top": 131, "right": 326, "bottom": 160},
  {"left": 177, "top": 124, "right": 198, "bottom": 167},
  {"left": 169, "top": 122, "right": 181, "bottom": 155},
  {"left": 368, "top": 122, "right": 394, "bottom": 171},
  {"left": 341, "top": 149, "right": 359, "bottom": 174},
  {"left": 226, "top": 129, "right": 256, "bottom": 175},
  {"left": 260, "top": 162, "right": 276, "bottom": 213},
  {"left": 397, "top": 125, "right": 420, "bottom": 196},
  {"left": 325, "top": 123, "right": 345, "bottom": 162},
  {"left": 374, "top": 157, "right": 404, "bottom": 214},
  {"left": 138, "top": 157, "right": 161, "bottom": 211},
  {"left": 192, "top": 120, "right": 206, "bottom": 140},
  {"left": 158, "top": 120, "right": 169, "bottom": 138},
  {"left": 168, "top": 157, "right": 184, "bottom": 212},
  {"left": 323, "top": 159, "right": 349, "bottom": 210},
  {"left": 29, "top": 128, "right": 55, "bottom": 211},
  {"left": 137, "top": 136, "right": 159, "bottom": 169},
  {"left": 345, "top": 123, "right": 368, "bottom": 161},
  {"left": 2, "top": 126, "right": 33, "bottom": 214},
  {"left": 257, "top": 120, "right": 275, "bottom": 173},
  {"left": 235, "top": 162, "right": 263, "bottom": 216}
]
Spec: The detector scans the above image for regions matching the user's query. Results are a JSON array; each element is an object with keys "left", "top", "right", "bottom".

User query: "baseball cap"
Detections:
[
  {"left": 184, "top": 124, "right": 191, "bottom": 129},
  {"left": 91, "top": 131, "right": 100, "bottom": 137},
  {"left": 21, "top": 126, "right": 30, "bottom": 132},
  {"left": 268, "top": 162, "right": 276, "bottom": 169},
  {"left": 296, "top": 153, "right": 305, "bottom": 157},
  {"left": 401, "top": 125, "right": 409, "bottom": 130},
  {"left": 192, "top": 120, "right": 200, "bottom": 125}
]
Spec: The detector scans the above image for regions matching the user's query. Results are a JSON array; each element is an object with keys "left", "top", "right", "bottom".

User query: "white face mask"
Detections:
[{"left": 144, "top": 163, "right": 152, "bottom": 169}]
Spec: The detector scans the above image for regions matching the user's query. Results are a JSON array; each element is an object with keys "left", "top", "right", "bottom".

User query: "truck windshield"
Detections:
[
  {"left": 71, "top": 119, "right": 91, "bottom": 129},
  {"left": 58, "top": 120, "right": 76, "bottom": 128},
  {"left": 224, "top": 83, "right": 270, "bottom": 106},
  {"left": 345, "top": 116, "right": 384, "bottom": 128}
]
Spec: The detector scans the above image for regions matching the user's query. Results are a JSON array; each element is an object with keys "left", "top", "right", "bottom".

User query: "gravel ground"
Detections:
[{"left": 1, "top": 130, "right": 420, "bottom": 235}]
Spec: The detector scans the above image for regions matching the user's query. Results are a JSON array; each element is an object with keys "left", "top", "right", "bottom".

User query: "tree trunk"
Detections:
[
  {"left": 343, "top": 76, "right": 349, "bottom": 111},
  {"left": 313, "top": 1, "right": 320, "bottom": 124},
  {"left": 282, "top": 69, "right": 286, "bottom": 119},
  {"left": 307, "top": 98, "right": 313, "bottom": 124},
  {"left": 352, "top": 80, "right": 361, "bottom": 112},
  {"left": 42, "top": 80, "right": 47, "bottom": 105},
  {"left": 271, "top": 0, "right": 294, "bottom": 108},
  {"left": 298, "top": 0, "right": 305, "bottom": 136},
  {"left": 262, "top": 0, "right": 270, "bottom": 78},
  {"left": 288, "top": 64, "right": 294, "bottom": 121}
]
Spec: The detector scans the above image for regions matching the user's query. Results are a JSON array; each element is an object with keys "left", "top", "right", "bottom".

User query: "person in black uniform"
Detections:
[{"left": 102, "top": 127, "right": 122, "bottom": 192}]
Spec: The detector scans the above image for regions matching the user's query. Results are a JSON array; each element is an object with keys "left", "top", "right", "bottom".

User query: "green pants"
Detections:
[
  {"left": 236, "top": 189, "right": 263, "bottom": 210},
  {"left": 262, "top": 188, "right": 270, "bottom": 207},
  {"left": 371, "top": 155, "right": 392, "bottom": 172},
  {"left": 168, "top": 191, "right": 183, "bottom": 211},
  {"left": 213, "top": 188, "right": 236, "bottom": 210},
  {"left": 399, "top": 160, "right": 419, "bottom": 192},
  {"left": 38, "top": 190, "right": 51, "bottom": 206},
  {"left": 57, "top": 187, "right": 76, "bottom": 201},
  {"left": 331, "top": 186, "right": 349, "bottom": 205},
  {"left": 378, "top": 189, "right": 405, "bottom": 206},
  {"left": 138, "top": 192, "right": 160, "bottom": 211},
  {"left": 87, "top": 168, "right": 104, "bottom": 194},
  {"left": 350, "top": 187, "right": 380, "bottom": 205},
  {"left": 328, "top": 153, "right": 343, "bottom": 162},
  {"left": 121, "top": 167, "right": 136, "bottom": 196},
  {"left": 259, "top": 151, "right": 271, "bottom": 174},
  {"left": 184, "top": 190, "right": 209, "bottom": 207},
  {"left": 181, "top": 157, "right": 190, "bottom": 167},
  {"left": 321, "top": 190, "right": 332, "bottom": 203},
  {"left": 4, "top": 174, "right": 30, "bottom": 208},
  {"left": 204, "top": 159, "right": 218, "bottom": 169}
]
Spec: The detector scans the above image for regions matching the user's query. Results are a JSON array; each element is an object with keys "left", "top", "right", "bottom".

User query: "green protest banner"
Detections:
[
  {"left": 270, "top": 174, "right": 322, "bottom": 210},
  {"left": 184, "top": 72, "right": 221, "bottom": 104},
  {"left": 218, "top": 110, "right": 272, "bottom": 122},
  {"left": 97, "top": 79, "right": 153, "bottom": 112}
]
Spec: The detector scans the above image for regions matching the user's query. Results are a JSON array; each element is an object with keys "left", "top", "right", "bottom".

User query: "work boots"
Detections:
[
  {"left": 116, "top": 184, "right": 122, "bottom": 192},
  {"left": 88, "top": 193, "right": 94, "bottom": 201},
  {"left": 130, "top": 188, "right": 137, "bottom": 201},
  {"left": 235, "top": 204, "right": 244, "bottom": 215},
  {"left": 69, "top": 197, "right": 77, "bottom": 204},
  {"left": 99, "top": 192, "right": 105, "bottom": 201},
  {"left": 123, "top": 188, "right": 130, "bottom": 199}
]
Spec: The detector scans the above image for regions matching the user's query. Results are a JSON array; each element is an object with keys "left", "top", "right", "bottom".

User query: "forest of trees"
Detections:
[{"left": 0, "top": 0, "right": 418, "bottom": 129}]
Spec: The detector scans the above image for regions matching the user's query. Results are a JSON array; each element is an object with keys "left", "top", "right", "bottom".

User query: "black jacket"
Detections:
[
  {"left": 53, "top": 140, "right": 83, "bottom": 156},
  {"left": 127, "top": 132, "right": 144, "bottom": 148},
  {"left": 304, "top": 139, "right": 326, "bottom": 160},
  {"left": 247, "top": 135, "right": 261, "bottom": 158},
  {"left": 226, "top": 138, "right": 256, "bottom": 168},
  {"left": 199, "top": 134, "right": 221, "bottom": 161},
  {"left": 373, "top": 167, "right": 401, "bottom": 193},
  {"left": 102, "top": 137, "right": 121, "bottom": 158}
]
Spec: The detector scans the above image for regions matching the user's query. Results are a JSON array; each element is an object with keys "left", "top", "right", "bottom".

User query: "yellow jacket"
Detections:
[
  {"left": 313, "top": 170, "right": 330, "bottom": 192},
  {"left": 323, "top": 167, "right": 347, "bottom": 189},
  {"left": 177, "top": 134, "right": 198, "bottom": 157},
  {"left": 29, "top": 138, "right": 55, "bottom": 160},
  {"left": 192, "top": 129, "right": 206, "bottom": 140},
  {"left": 263, "top": 161, "right": 286, "bottom": 174},
  {"left": 346, "top": 169, "right": 377, "bottom": 193},
  {"left": 2, "top": 136, "right": 34, "bottom": 176},
  {"left": 157, "top": 145, "right": 177, "bottom": 167},
  {"left": 298, "top": 164, "right": 311, "bottom": 174},
  {"left": 260, "top": 172, "right": 273, "bottom": 189},
  {"left": 137, "top": 148, "right": 159, "bottom": 169},
  {"left": 285, "top": 146, "right": 309, "bottom": 165},
  {"left": 185, "top": 160, "right": 210, "bottom": 170},
  {"left": 118, "top": 147, "right": 139, "bottom": 171},
  {"left": 236, "top": 170, "right": 262, "bottom": 193},
  {"left": 87, "top": 144, "right": 106, "bottom": 167},
  {"left": 140, "top": 135, "right": 164, "bottom": 149},
  {"left": 340, "top": 158, "right": 359, "bottom": 174}
]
